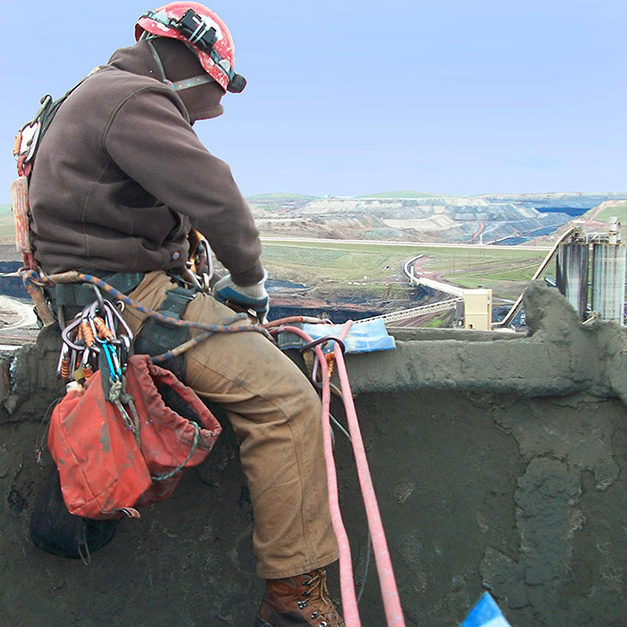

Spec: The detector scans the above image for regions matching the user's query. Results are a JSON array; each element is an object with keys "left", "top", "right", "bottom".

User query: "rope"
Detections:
[
  {"left": 272, "top": 324, "right": 361, "bottom": 627},
  {"left": 271, "top": 322, "right": 407, "bottom": 627},
  {"left": 333, "top": 322, "right": 405, "bottom": 626}
]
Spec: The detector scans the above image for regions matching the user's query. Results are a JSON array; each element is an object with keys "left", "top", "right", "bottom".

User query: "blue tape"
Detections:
[
  {"left": 460, "top": 592, "right": 511, "bottom": 627},
  {"left": 278, "top": 319, "right": 396, "bottom": 354}
]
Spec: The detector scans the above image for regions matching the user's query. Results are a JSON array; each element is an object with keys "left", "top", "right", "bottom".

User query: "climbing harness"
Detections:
[
  {"left": 11, "top": 70, "right": 101, "bottom": 324},
  {"left": 22, "top": 268, "right": 271, "bottom": 359},
  {"left": 132, "top": 283, "right": 197, "bottom": 379}
]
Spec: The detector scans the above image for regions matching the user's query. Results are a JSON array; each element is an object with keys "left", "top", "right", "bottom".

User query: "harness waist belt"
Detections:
[{"left": 46, "top": 272, "right": 146, "bottom": 307}]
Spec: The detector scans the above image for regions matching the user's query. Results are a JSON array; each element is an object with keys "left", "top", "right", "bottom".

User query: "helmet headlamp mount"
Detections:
[{"left": 140, "top": 8, "right": 246, "bottom": 93}]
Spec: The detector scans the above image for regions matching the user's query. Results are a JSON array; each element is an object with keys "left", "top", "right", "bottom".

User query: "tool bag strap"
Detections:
[{"left": 133, "top": 285, "right": 197, "bottom": 380}]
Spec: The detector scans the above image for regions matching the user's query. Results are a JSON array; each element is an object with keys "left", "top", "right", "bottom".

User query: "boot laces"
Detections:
[
  {"left": 303, "top": 570, "right": 330, "bottom": 602},
  {"left": 301, "top": 570, "right": 341, "bottom": 625}
]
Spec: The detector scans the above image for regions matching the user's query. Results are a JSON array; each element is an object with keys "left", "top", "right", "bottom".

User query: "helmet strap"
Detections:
[
  {"left": 146, "top": 39, "right": 214, "bottom": 92},
  {"left": 146, "top": 39, "right": 169, "bottom": 83},
  {"left": 168, "top": 74, "right": 214, "bottom": 92}
]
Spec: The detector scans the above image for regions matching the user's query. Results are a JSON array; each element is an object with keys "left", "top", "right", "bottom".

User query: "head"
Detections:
[{"left": 135, "top": 2, "right": 246, "bottom": 94}]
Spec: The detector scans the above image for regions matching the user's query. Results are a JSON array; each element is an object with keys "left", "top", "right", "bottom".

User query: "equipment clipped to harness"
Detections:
[
  {"left": 57, "top": 293, "right": 134, "bottom": 385},
  {"left": 48, "top": 353, "right": 222, "bottom": 520},
  {"left": 9, "top": 175, "right": 34, "bottom": 268},
  {"left": 13, "top": 69, "right": 98, "bottom": 179},
  {"left": 12, "top": 94, "right": 53, "bottom": 178}
]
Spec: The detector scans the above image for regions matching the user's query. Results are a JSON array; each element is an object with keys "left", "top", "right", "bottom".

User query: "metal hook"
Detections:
[
  {"left": 92, "top": 285, "right": 106, "bottom": 314},
  {"left": 103, "top": 300, "right": 134, "bottom": 341},
  {"left": 60, "top": 315, "right": 85, "bottom": 352}
]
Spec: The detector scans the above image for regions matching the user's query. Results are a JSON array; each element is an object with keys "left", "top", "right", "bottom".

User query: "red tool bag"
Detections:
[{"left": 48, "top": 354, "right": 221, "bottom": 520}]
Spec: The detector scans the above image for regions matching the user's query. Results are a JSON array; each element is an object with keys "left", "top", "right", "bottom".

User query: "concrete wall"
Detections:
[{"left": 0, "top": 282, "right": 625, "bottom": 625}]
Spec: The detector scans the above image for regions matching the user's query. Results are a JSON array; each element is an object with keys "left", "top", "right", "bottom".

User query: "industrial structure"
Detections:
[
  {"left": 404, "top": 257, "right": 493, "bottom": 331},
  {"left": 394, "top": 217, "right": 626, "bottom": 331},
  {"left": 557, "top": 217, "right": 626, "bottom": 325}
]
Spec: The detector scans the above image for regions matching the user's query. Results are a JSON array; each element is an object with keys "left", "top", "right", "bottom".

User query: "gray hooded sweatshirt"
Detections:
[{"left": 29, "top": 38, "right": 263, "bottom": 286}]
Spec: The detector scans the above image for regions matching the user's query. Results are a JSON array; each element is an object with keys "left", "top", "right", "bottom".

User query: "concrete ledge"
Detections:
[
  {"left": 346, "top": 282, "right": 626, "bottom": 404},
  {"left": 0, "top": 283, "right": 625, "bottom": 624}
]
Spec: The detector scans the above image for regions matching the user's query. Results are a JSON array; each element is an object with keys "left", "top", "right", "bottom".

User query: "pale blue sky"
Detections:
[{"left": 1, "top": 0, "right": 625, "bottom": 200}]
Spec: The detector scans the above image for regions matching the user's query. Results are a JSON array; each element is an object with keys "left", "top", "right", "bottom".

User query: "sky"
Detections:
[{"left": 1, "top": 0, "right": 626, "bottom": 200}]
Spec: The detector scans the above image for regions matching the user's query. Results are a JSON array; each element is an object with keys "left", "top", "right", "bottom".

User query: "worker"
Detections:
[{"left": 27, "top": 3, "right": 343, "bottom": 625}]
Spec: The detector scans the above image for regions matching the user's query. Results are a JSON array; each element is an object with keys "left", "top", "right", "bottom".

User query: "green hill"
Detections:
[
  {"left": 591, "top": 201, "right": 627, "bottom": 224},
  {"left": 247, "top": 193, "right": 320, "bottom": 202},
  {"left": 246, "top": 193, "right": 320, "bottom": 213}
]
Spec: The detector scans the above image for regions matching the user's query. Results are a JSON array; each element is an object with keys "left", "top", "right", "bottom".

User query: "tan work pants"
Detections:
[{"left": 123, "top": 271, "right": 338, "bottom": 578}]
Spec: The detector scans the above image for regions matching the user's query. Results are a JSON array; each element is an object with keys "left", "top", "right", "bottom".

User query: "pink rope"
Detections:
[
  {"left": 274, "top": 321, "right": 405, "bottom": 625},
  {"left": 334, "top": 321, "right": 406, "bottom": 626},
  {"left": 279, "top": 326, "right": 361, "bottom": 626}
]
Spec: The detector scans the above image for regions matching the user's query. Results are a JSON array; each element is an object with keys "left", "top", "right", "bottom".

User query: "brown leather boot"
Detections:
[{"left": 255, "top": 568, "right": 345, "bottom": 626}]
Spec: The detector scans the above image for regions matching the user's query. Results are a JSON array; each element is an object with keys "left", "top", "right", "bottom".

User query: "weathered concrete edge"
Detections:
[
  {"left": 345, "top": 282, "right": 627, "bottom": 404},
  {"left": 2, "top": 281, "right": 626, "bottom": 423}
]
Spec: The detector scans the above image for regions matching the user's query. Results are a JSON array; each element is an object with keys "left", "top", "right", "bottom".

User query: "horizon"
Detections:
[
  {"left": 2, "top": 188, "right": 627, "bottom": 207},
  {"left": 2, "top": 188, "right": 627, "bottom": 208},
  {"left": 245, "top": 189, "right": 627, "bottom": 198},
  {"left": 2, "top": 1, "right": 627, "bottom": 202}
]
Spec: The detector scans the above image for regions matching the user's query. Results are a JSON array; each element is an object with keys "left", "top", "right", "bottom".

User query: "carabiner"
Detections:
[
  {"left": 60, "top": 315, "right": 85, "bottom": 352},
  {"left": 92, "top": 285, "right": 106, "bottom": 315},
  {"left": 103, "top": 299, "right": 134, "bottom": 342}
]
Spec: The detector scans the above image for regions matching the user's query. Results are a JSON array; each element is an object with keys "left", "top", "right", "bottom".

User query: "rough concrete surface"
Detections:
[{"left": 0, "top": 283, "right": 625, "bottom": 625}]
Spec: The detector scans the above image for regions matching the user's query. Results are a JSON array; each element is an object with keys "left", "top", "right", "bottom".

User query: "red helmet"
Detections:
[{"left": 136, "top": 2, "right": 246, "bottom": 93}]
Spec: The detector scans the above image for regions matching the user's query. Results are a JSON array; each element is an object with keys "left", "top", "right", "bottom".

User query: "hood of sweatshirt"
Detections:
[{"left": 108, "top": 38, "right": 226, "bottom": 122}]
